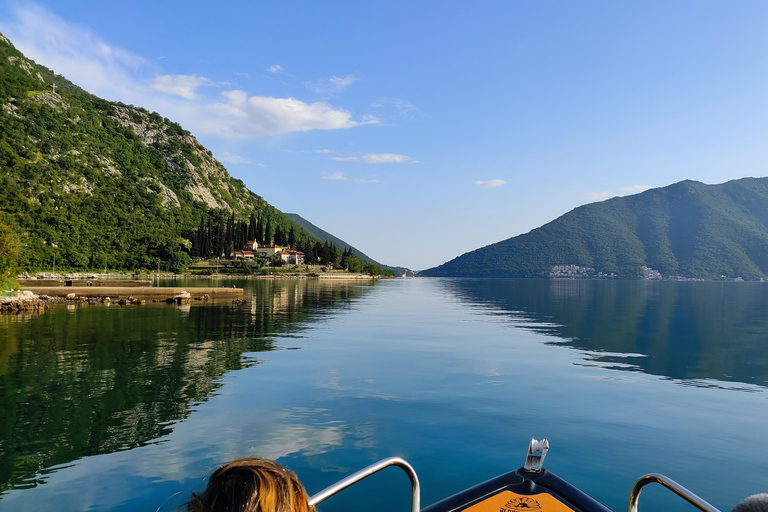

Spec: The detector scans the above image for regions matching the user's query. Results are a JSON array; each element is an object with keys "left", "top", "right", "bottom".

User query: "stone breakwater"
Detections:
[{"left": 0, "top": 290, "right": 52, "bottom": 313}]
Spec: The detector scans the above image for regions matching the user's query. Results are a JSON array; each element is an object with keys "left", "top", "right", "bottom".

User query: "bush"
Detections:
[
  {"left": 270, "top": 254, "right": 285, "bottom": 267},
  {"left": 239, "top": 260, "right": 253, "bottom": 275}
]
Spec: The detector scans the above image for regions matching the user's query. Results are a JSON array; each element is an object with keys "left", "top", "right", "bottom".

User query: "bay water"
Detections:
[{"left": 0, "top": 278, "right": 767, "bottom": 512}]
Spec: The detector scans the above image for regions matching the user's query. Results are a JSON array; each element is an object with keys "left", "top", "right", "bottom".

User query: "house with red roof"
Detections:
[{"left": 278, "top": 250, "right": 305, "bottom": 265}]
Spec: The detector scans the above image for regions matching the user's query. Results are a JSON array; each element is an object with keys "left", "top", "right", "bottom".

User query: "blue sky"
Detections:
[{"left": 2, "top": 1, "right": 768, "bottom": 270}]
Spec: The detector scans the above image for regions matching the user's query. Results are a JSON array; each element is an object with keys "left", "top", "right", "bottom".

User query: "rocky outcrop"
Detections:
[
  {"left": 139, "top": 177, "right": 181, "bottom": 207},
  {"left": 108, "top": 105, "right": 261, "bottom": 212},
  {"left": 0, "top": 290, "right": 50, "bottom": 313}
]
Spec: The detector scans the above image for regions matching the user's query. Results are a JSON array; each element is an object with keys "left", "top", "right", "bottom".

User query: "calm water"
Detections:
[{"left": 0, "top": 278, "right": 767, "bottom": 512}]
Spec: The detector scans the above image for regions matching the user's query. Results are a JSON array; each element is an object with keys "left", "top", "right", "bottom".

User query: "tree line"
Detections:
[{"left": 188, "top": 211, "right": 392, "bottom": 275}]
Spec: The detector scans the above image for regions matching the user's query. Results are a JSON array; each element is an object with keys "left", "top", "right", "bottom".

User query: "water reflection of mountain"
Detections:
[
  {"left": 439, "top": 279, "right": 768, "bottom": 389},
  {"left": 0, "top": 279, "right": 372, "bottom": 494}
]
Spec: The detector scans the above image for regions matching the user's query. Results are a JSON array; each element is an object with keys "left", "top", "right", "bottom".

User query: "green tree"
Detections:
[{"left": 0, "top": 220, "right": 22, "bottom": 293}]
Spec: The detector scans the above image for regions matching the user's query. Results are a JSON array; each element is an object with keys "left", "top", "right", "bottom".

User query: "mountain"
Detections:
[
  {"left": 285, "top": 213, "right": 408, "bottom": 274},
  {"left": 0, "top": 33, "right": 341, "bottom": 273},
  {"left": 421, "top": 177, "right": 768, "bottom": 280}
]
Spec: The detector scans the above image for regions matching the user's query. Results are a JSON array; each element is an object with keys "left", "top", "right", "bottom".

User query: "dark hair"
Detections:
[
  {"left": 732, "top": 494, "right": 768, "bottom": 512},
  {"left": 187, "top": 457, "right": 315, "bottom": 512}
]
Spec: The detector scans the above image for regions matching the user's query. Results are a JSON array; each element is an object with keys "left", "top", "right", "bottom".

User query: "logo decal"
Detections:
[{"left": 501, "top": 497, "right": 542, "bottom": 511}]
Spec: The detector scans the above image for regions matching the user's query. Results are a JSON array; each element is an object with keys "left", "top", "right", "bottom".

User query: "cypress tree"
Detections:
[
  {"left": 196, "top": 217, "right": 205, "bottom": 257},
  {"left": 225, "top": 215, "right": 233, "bottom": 258},
  {"left": 340, "top": 248, "right": 349, "bottom": 269},
  {"left": 248, "top": 215, "right": 256, "bottom": 241},
  {"left": 257, "top": 217, "right": 264, "bottom": 245},
  {"left": 205, "top": 220, "right": 213, "bottom": 257},
  {"left": 217, "top": 222, "right": 226, "bottom": 257}
]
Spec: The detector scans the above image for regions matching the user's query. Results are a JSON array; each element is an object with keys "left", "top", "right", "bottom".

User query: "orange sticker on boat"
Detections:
[{"left": 463, "top": 490, "right": 575, "bottom": 512}]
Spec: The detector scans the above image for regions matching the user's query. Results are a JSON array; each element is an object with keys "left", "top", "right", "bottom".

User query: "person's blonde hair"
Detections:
[{"left": 187, "top": 457, "right": 316, "bottom": 512}]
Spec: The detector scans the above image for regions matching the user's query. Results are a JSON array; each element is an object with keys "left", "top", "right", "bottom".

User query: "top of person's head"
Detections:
[
  {"left": 187, "top": 457, "right": 316, "bottom": 512},
  {"left": 732, "top": 494, "right": 768, "bottom": 512}
]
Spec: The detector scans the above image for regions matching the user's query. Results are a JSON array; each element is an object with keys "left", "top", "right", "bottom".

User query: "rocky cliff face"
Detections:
[
  {"left": 1, "top": 33, "right": 265, "bottom": 216},
  {"left": 109, "top": 105, "right": 259, "bottom": 211},
  {"left": 0, "top": 32, "right": 302, "bottom": 271}
]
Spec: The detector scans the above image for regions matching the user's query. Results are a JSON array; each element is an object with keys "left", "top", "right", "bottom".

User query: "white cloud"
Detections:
[
  {"left": 475, "top": 179, "right": 507, "bottom": 188},
  {"left": 321, "top": 172, "right": 380, "bottom": 184},
  {"left": 621, "top": 185, "right": 653, "bottom": 193},
  {"left": 585, "top": 184, "right": 652, "bottom": 202},
  {"left": 257, "top": 162, "right": 266, "bottom": 167},
  {"left": 217, "top": 152, "right": 251, "bottom": 164},
  {"left": 332, "top": 153, "right": 419, "bottom": 164},
  {"left": 267, "top": 64, "right": 285, "bottom": 73},
  {"left": 307, "top": 74, "right": 359, "bottom": 94},
  {"left": 585, "top": 191, "right": 613, "bottom": 201},
  {"left": 150, "top": 74, "right": 212, "bottom": 100},
  {"left": 0, "top": 5, "right": 375, "bottom": 139},
  {"left": 207, "top": 91, "right": 375, "bottom": 138},
  {"left": 315, "top": 149, "right": 333, "bottom": 154}
]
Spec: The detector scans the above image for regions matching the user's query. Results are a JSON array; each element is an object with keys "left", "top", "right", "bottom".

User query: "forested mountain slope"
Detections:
[
  {"left": 421, "top": 177, "right": 768, "bottom": 280},
  {"left": 0, "top": 33, "right": 320, "bottom": 272}
]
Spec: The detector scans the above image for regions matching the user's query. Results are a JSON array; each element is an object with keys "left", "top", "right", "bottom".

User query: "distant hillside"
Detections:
[
  {"left": 421, "top": 177, "right": 768, "bottom": 280},
  {"left": 0, "top": 33, "right": 334, "bottom": 272},
  {"left": 285, "top": 213, "right": 408, "bottom": 274}
]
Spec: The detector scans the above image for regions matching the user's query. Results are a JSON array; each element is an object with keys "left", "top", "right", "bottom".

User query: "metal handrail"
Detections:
[
  {"left": 309, "top": 457, "right": 420, "bottom": 512},
  {"left": 628, "top": 473, "right": 721, "bottom": 512}
]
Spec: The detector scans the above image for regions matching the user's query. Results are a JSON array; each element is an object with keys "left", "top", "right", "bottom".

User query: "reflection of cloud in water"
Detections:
[
  {"left": 353, "top": 422, "right": 376, "bottom": 449},
  {"left": 159, "top": 407, "right": 347, "bottom": 477},
  {"left": 481, "top": 367, "right": 501, "bottom": 377},
  {"left": 357, "top": 393, "right": 405, "bottom": 401},
  {"left": 258, "top": 423, "right": 344, "bottom": 460},
  {"left": 0, "top": 406, "right": 349, "bottom": 511},
  {"left": 316, "top": 368, "right": 406, "bottom": 402}
]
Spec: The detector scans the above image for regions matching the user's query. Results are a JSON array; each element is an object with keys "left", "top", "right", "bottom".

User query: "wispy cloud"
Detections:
[
  {"left": 321, "top": 172, "right": 380, "bottom": 184},
  {"left": 218, "top": 152, "right": 251, "bottom": 165},
  {"left": 332, "top": 153, "right": 419, "bottom": 164},
  {"left": 267, "top": 64, "right": 285, "bottom": 73},
  {"left": 371, "top": 97, "right": 421, "bottom": 121},
  {"left": 307, "top": 74, "right": 359, "bottom": 94},
  {"left": 315, "top": 149, "right": 333, "bottom": 154},
  {"left": 0, "top": 4, "right": 147, "bottom": 102},
  {"left": 585, "top": 184, "right": 652, "bottom": 202},
  {"left": 621, "top": 185, "right": 653, "bottom": 193},
  {"left": 585, "top": 191, "right": 613, "bottom": 201},
  {"left": 0, "top": 5, "right": 375, "bottom": 139},
  {"left": 475, "top": 179, "right": 507, "bottom": 188},
  {"left": 150, "top": 74, "right": 213, "bottom": 100}
]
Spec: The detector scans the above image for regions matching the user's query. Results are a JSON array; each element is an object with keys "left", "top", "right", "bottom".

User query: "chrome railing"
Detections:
[
  {"left": 629, "top": 473, "right": 721, "bottom": 512},
  {"left": 309, "top": 457, "right": 420, "bottom": 512}
]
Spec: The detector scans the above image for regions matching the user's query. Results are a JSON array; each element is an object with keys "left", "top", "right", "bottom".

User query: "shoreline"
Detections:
[{"left": 17, "top": 271, "right": 379, "bottom": 281}]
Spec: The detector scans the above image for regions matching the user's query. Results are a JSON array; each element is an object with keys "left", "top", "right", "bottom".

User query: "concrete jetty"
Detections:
[
  {"left": 18, "top": 286, "right": 243, "bottom": 300},
  {"left": 18, "top": 279, "right": 152, "bottom": 288}
]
